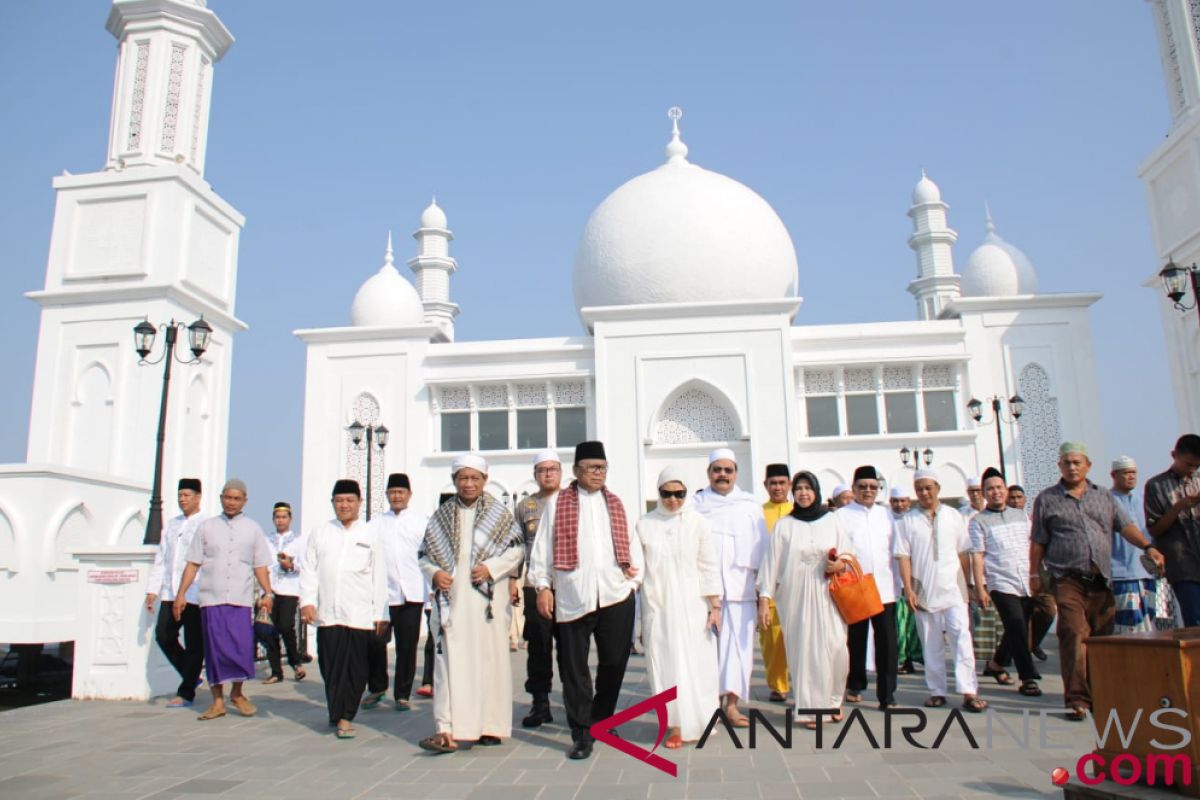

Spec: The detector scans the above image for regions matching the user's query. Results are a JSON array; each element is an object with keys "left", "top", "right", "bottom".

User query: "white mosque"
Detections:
[{"left": 0, "top": 0, "right": 1116, "bottom": 679}]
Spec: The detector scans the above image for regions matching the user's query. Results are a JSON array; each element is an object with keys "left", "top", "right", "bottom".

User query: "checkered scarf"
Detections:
[
  {"left": 421, "top": 492, "right": 522, "bottom": 631},
  {"left": 552, "top": 481, "right": 631, "bottom": 571}
]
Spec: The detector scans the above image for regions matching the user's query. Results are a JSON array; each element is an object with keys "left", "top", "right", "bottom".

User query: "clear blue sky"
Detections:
[{"left": 0, "top": 1, "right": 1183, "bottom": 527}]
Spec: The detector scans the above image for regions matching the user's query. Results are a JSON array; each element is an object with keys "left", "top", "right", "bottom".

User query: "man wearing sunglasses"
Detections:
[
  {"left": 836, "top": 465, "right": 899, "bottom": 710},
  {"left": 693, "top": 448, "right": 768, "bottom": 728}
]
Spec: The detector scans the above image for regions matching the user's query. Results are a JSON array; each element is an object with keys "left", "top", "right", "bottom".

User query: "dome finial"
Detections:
[
  {"left": 665, "top": 106, "right": 689, "bottom": 163},
  {"left": 385, "top": 230, "right": 395, "bottom": 268},
  {"left": 984, "top": 202, "right": 996, "bottom": 234}
]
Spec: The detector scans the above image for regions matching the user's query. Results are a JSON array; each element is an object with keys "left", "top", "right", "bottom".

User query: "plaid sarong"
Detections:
[
  {"left": 551, "top": 481, "right": 631, "bottom": 571},
  {"left": 1113, "top": 578, "right": 1157, "bottom": 634}
]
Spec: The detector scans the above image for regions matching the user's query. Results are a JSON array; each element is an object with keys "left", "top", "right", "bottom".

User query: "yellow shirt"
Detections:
[{"left": 762, "top": 501, "right": 794, "bottom": 533}]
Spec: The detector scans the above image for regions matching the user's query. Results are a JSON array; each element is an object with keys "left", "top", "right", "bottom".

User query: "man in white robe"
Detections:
[
  {"left": 894, "top": 469, "right": 987, "bottom": 712},
  {"left": 692, "top": 448, "right": 767, "bottom": 727},
  {"left": 836, "top": 465, "right": 898, "bottom": 709},
  {"left": 298, "top": 479, "right": 389, "bottom": 738},
  {"left": 419, "top": 455, "right": 524, "bottom": 753}
]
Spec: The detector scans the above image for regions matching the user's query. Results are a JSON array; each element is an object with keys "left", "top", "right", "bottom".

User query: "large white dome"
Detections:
[
  {"left": 572, "top": 121, "right": 798, "bottom": 325},
  {"left": 960, "top": 212, "right": 1038, "bottom": 298},
  {"left": 350, "top": 235, "right": 426, "bottom": 327}
]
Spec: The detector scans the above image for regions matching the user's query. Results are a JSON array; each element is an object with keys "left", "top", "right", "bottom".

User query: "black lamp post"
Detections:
[
  {"left": 348, "top": 420, "right": 389, "bottom": 520},
  {"left": 899, "top": 446, "right": 934, "bottom": 468},
  {"left": 967, "top": 394, "right": 1024, "bottom": 483},
  {"left": 133, "top": 316, "right": 212, "bottom": 545},
  {"left": 1158, "top": 258, "right": 1200, "bottom": 328}
]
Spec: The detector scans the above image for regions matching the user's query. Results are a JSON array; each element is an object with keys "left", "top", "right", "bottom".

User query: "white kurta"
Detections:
[
  {"left": 637, "top": 506, "right": 721, "bottom": 740},
  {"left": 421, "top": 503, "right": 524, "bottom": 740},
  {"left": 757, "top": 512, "right": 853, "bottom": 722}
]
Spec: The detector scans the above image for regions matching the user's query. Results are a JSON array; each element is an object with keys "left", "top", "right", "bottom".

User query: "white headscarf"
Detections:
[{"left": 656, "top": 465, "right": 689, "bottom": 517}]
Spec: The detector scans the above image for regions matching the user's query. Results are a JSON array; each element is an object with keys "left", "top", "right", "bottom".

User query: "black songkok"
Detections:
[
  {"left": 387, "top": 473, "right": 411, "bottom": 490},
  {"left": 764, "top": 463, "right": 790, "bottom": 479},
  {"left": 574, "top": 440, "right": 607, "bottom": 463},
  {"left": 981, "top": 467, "right": 1004, "bottom": 484},
  {"left": 853, "top": 465, "right": 879, "bottom": 483},
  {"left": 178, "top": 478, "right": 201, "bottom": 493},
  {"left": 332, "top": 479, "right": 361, "bottom": 498}
]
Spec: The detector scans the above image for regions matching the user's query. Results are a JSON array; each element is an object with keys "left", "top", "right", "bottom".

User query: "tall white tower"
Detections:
[
  {"left": 906, "top": 171, "right": 960, "bottom": 320},
  {"left": 1140, "top": 0, "right": 1200, "bottom": 432},
  {"left": 24, "top": 0, "right": 245, "bottom": 496},
  {"left": 408, "top": 198, "right": 460, "bottom": 342}
]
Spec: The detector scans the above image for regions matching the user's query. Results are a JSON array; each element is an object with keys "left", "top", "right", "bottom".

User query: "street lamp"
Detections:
[
  {"left": 348, "top": 420, "right": 389, "bottom": 520},
  {"left": 967, "top": 394, "right": 1024, "bottom": 483},
  {"left": 1158, "top": 258, "right": 1200, "bottom": 328},
  {"left": 132, "top": 316, "right": 213, "bottom": 545},
  {"left": 899, "top": 446, "right": 934, "bottom": 468}
]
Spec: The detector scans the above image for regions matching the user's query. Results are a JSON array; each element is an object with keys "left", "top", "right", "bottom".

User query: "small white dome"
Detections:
[
  {"left": 351, "top": 235, "right": 426, "bottom": 327},
  {"left": 912, "top": 171, "right": 942, "bottom": 205},
  {"left": 419, "top": 198, "right": 447, "bottom": 229},
  {"left": 573, "top": 117, "right": 798, "bottom": 327},
  {"left": 960, "top": 211, "right": 1038, "bottom": 297}
]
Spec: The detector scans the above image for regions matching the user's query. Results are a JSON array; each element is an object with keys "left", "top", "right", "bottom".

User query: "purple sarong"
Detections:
[{"left": 201, "top": 604, "right": 255, "bottom": 686}]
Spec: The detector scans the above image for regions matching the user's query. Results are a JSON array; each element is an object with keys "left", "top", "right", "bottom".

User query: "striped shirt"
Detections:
[
  {"left": 1030, "top": 481, "right": 1135, "bottom": 581},
  {"left": 968, "top": 506, "right": 1031, "bottom": 597}
]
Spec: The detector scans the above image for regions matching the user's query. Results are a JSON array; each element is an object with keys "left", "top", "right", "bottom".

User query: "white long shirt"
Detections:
[
  {"left": 692, "top": 486, "right": 768, "bottom": 602},
  {"left": 528, "top": 488, "right": 644, "bottom": 623},
  {"left": 146, "top": 511, "right": 206, "bottom": 603},
  {"left": 377, "top": 507, "right": 430, "bottom": 606},
  {"left": 267, "top": 529, "right": 306, "bottom": 596},
  {"left": 835, "top": 502, "right": 897, "bottom": 604},
  {"left": 299, "top": 518, "right": 388, "bottom": 630},
  {"left": 893, "top": 504, "right": 970, "bottom": 613}
]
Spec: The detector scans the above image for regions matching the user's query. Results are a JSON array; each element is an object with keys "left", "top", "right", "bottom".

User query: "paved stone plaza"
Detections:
[{"left": 0, "top": 643, "right": 1104, "bottom": 800}]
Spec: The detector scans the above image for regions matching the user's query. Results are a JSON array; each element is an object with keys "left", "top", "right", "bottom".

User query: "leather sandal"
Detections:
[
  {"left": 664, "top": 734, "right": 684, "bottom": 749},
  {"left": 197, "top": 705, "right": 226, "bottom": 721},
  {"left": 1065, "top": 707, "right": 1088, "bottom": 722},
  {"left": 983, "top": 666, "right": 1014, "bottom": 686},
  {"left": 419, "top": 734, "right": 458, "bottom": 754},
  {"left": 923, "top": 695, "right": 946, "bottom": 708},
  {"left": 961, "top": 696, "right": 988, "bottom": 713},
  {"left": 1019, "top": 681, "right": 1042, "bottom": 697}
]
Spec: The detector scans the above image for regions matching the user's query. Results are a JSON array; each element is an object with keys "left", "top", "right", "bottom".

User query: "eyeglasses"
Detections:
[
  {"left": 534, "top": 466, "right": 561, "bottom": 475},
  {"left": 855, "top": 483, "right": 880, "bottom": 491},
  {"left": 710, "top": 466, "right": 736, "bottom": 475},
  {"left": 658, "top": 489, "right": 687, "bottom": 500},
  {"left": 577, "top": 463, "right": 608, "bottom": 474}
]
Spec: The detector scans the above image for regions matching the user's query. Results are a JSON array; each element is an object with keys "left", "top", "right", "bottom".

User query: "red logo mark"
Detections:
[
  {"left": 590, "top": 686, "right": 678, "bottom": 777},
  {"left": 1051, "top": 767, "right": 1069, "bottom": 786}
]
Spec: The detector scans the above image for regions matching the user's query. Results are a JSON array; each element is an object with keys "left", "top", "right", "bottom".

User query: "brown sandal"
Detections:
[
  {"left": 923, "top": 695, "right": 946, "bottom": 708},
  {"left": 962, "top": 696, "right": 988, "bottom": 713},
  {"left": 197, "top": 705, "right": 226, "bottom": 721},
  {"left": 419, "top": 734, "right": 458, "bottom": 754}
]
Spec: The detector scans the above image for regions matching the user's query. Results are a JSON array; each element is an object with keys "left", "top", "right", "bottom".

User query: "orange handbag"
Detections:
[{"left": 828, "top": 554, "right": 884, "bottom": 625}]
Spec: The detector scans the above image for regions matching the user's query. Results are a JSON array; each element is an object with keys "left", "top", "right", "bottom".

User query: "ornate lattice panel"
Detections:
[
  {"left": 653, "top": 389, "right": 737, "bottom": 445},
  {"left": 844, "top": 368, "right": 875, "bottom": 393},
  {"left": 516, "top": 383, "right": 546, "bottom": 408},
  {"left": 1017, "top": 363, "right": 1062, "bottom": 498},
  {"left": 556, "top": 382, "right": 586, "bottom": 406},
  {"left": 883, "top": 366, "right": 914, "bottom": 391},
  {"left": 189, "top": 57, "right": 207, "bottom": 164},
  {"left": 438, "top": 386, "right": 469, "bottom": 411},
  {"left": 345, "top": 393, "right": 387, "bottom": 520},
  {"left": 160, "top": 42, "right": 187, "bottom": 151},
  {"left": 803, "top": 369, "right": 836, "bottom": 395},
  {"left": 478, "top": 385, "right": 508, "bottom": 409},
  {"left": 922, "top": 364, "right": 955, "bottom": 389},
  {"left": 127, "top": 41, "right": 150, "bottom": 150}
]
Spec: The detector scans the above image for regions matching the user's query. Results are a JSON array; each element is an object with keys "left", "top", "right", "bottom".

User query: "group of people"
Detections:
[{"left": 145, "top": 432, "right": 1200, "bottom": 754}]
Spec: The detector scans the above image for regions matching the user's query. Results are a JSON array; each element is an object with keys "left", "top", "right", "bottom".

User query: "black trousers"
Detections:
[
  {"left": 556, "top": 591, "right": 636, "bottom": 743},
  {"left": 317, "top": 625, "right": 372, "bottom": 724},
  {"left": 380, "top": 603, "right": 424, "bottom": 700},
  {"left": 263, "top": 595, "right": 301, "bottom": 677},
  {"left": 990, "top": 591, "right": 1039, "bottom": 681},
  {"left": 421, "top": 608, "right": 435, "bottom": 687},
  {"left": 522, "top": 586, "right": 558, "bottom": 697},
  {"left": 846, "top": 602, "right": 898, "bottom": 705},
  {"left": 155, "top": 601, "right": 204, "bottom": 702}
]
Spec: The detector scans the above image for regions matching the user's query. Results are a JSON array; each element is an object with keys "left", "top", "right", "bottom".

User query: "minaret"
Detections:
[
  {"left": 408, "top": 198, "right": 460, "bottom": 342},
  {"left": 104, "top": 0, "right": 233, "bottom": 176},
  {"left": 906, "top": 170, "right": 960, "bottom": 320},
  {"left": 1140, "top": 1, "right": 1200, "bottom": 432},
  {"left": 23, "top": 0, "right": 245, "bottom": 497}
]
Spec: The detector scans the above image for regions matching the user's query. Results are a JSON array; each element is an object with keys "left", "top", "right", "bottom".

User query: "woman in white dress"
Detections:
[
  {"left": 757, "top": 471, "right": 855, "bottom": 729},
  {"left": 638, "top": 466, "right": 723, "bottom": 748}
]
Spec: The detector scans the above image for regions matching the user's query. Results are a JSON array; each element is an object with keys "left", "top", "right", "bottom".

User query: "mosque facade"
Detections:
[{"left": 0, "top": 0, "right": 1109, "bottom": 648}]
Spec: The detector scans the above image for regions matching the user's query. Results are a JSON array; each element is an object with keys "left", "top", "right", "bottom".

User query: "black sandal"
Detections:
[
  {"left": 924, "top": 695, "right": 946, "bottom": 708},
  {"left": 419, "top": 735, "right": 458, "bottom": 754},
  {"left": 1019, "top": 681, "right": 1042, "bottom": 697},
  {"left": 983, "top": 666, "right": 1014, "bottom": 686},
  {"left": 962, "top": 696, "right": 988, "bottom": 713}
]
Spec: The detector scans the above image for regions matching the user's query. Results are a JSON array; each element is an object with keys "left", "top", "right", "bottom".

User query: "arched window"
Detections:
[
  {"left": 346, "top": 393, "right": 386, "bottom": 520},
  {"left": 653, "top": 385, "right": 738, "bottom": 445},
  {"left": 69, "top": 363, "right": 114, "bottom": 473},
  {"left": 1017, "top": 363, "right": 1062, "bottom": 497}
]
